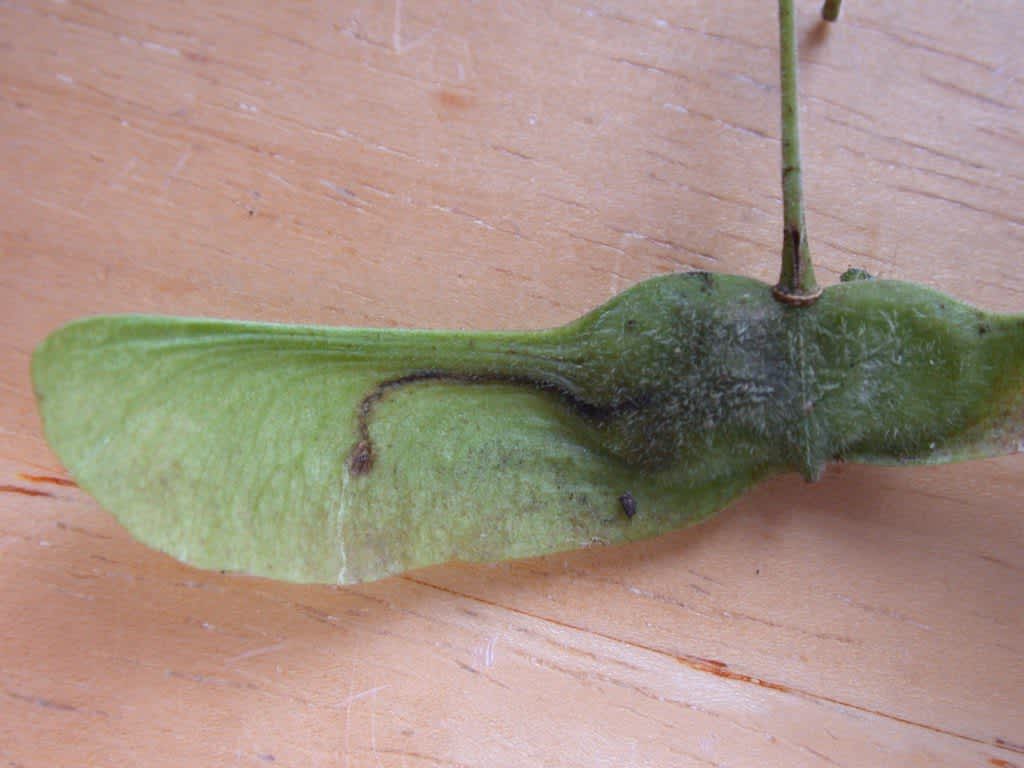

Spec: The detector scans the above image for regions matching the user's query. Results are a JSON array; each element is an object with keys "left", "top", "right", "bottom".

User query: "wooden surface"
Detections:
[{"left": 2, "top": 1, "right": 1022, "bottom": 765}]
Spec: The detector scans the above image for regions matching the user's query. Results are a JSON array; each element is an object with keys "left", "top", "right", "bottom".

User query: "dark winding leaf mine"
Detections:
[{"left": 348, "top": 370, "right": 646, "bottom": 476}]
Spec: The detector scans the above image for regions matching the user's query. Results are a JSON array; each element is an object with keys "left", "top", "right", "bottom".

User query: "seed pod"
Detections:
[{"left": 31, "top": 273, "right": 1024, "bottom": 583}]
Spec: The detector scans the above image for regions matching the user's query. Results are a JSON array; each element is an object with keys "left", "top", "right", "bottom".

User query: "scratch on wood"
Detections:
[
  {"left": 995, "top": 738, "right": 1024, "bottom": 755},
  {"left": 824, "top": 114, "right": 988, "bottom": 173},
  {"left": 166, "top": 669, "right": 261, "bottom": 692},
  {"left": 609, "top": 55, "right": 689, "bottom": 82},
  {"left": 846, "top": 18, "right": 999, "bottom": 74},
  {"left": 55, "top": 521, "right": 112, "bottom": 540},
  {"left": 18, "top": 473, "right": 76, "bottom": 487},
  {"left": 895, "top": 185, "right": 1024, "bottom": 228},
  {"left": 665, "top": 102, "right": 777, "bottom": 142},
  {"left": 224, "top": 641, "right": 289, "bottom": 664},
  {"left": 6, "top": 689, "right": 77, "bottom": 712},
  {"left": 0, "top": 485, "right": 55, "bottom": 499},
  {"left": 338, "top": 683, "right": 390, "bottom": 749},
  {"left": 924, "top": 75, "right": 1015, "bottom": 111}
]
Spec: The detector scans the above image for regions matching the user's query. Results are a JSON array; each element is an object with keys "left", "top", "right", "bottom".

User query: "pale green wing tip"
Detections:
[{"left": 31, "top": 315, "right": 351, "bottom": 584}]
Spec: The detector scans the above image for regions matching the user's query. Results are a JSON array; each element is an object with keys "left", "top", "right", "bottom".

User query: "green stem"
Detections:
[
  {"left": 773, "top": 0, "right": 821, "bottom": 306},
  {"left": 822, "top": 0, "right": 842, "bottom": 22}
]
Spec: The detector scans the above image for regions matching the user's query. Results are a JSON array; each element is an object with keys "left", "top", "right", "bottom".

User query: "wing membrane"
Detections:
[{"left": 32, "top": 315, "right": 759, "bottom": 583}]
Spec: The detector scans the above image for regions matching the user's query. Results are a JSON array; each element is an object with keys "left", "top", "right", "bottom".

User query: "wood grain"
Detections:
[{"left": 1, "top": 1, "right": 1022, "bottom": 766}]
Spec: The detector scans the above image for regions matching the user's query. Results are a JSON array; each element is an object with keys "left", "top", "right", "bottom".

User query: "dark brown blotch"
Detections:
[
  {"left": 618, "top": 491, "right": 637, "bottom": 519},
  {"left": 348, "top": 440, "right": 374, "bottom": 476}
]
